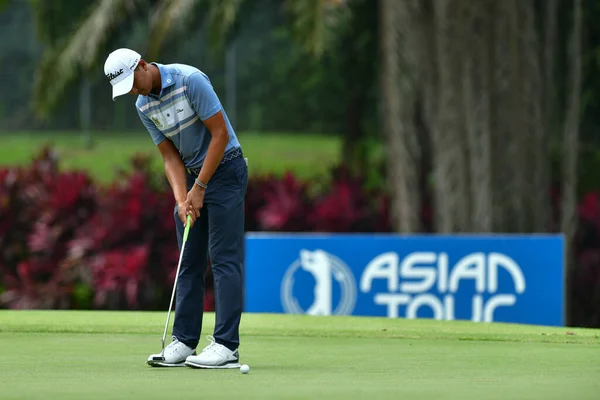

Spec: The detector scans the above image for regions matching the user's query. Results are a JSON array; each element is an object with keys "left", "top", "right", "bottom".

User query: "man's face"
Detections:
[{"left": 130, "top": 61, "right": 153, "bottom": 96}]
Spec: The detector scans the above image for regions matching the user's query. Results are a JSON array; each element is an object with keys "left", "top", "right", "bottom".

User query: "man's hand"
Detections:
[
  {"left": 177, "top": 200, "right": 195, "bottom": 228},
  {"left": 186, "top": 184, "right": 205, "bottom": 225}
]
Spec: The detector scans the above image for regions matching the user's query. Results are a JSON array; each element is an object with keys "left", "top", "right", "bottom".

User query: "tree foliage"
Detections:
[{"left": 29, "top": 0, "right": 349, "bottom": 119}]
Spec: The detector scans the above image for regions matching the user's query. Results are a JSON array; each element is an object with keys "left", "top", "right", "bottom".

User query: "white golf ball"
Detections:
[{"left": 240, "top": 364, "right": 250, "bottom": 374}]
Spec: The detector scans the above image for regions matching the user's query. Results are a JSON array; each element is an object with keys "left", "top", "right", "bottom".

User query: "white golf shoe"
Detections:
[
  {"left": 147, "top": 337, "right": 196, "bottom": 367},
  {"left": 185, "top": 336, "right": 241, "bottom": 369}
]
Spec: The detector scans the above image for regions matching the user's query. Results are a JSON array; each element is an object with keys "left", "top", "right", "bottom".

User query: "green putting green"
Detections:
[{"left": 0, "top": 310, "right": 598, "bottom": 399}]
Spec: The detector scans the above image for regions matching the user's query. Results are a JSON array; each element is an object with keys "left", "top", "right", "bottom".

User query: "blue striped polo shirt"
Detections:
[{"left": 135, "top": 62, "right": 241, "bottom": 169}]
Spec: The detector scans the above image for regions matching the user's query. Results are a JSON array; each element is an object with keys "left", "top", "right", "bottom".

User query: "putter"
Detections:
[{"left": 151, "top": 214, "right": 192, "bottom": 362}]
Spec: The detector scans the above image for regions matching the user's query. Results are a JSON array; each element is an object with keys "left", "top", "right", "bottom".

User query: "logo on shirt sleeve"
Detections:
[{"left": 151, "top": 116, "right": 163, "bottom": 129}]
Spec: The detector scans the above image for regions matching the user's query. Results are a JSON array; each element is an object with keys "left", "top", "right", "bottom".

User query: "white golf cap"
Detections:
[{"left": 104, "top": 48, "right": 141, "bottom": 101}]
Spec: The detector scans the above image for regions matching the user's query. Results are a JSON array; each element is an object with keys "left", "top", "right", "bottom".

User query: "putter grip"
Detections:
[{"left": 183, "top": 214, "right": 191, "bottom": 242}]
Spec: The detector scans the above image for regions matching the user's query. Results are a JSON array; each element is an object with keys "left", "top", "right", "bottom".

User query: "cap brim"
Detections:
[{"left": 111, "top": 72, "right": 135, "bottom": 101}]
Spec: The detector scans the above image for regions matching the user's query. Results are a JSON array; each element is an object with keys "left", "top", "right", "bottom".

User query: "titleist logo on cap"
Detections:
[{"left": 106, "top": 68, "right": 124, "bottom": 81}]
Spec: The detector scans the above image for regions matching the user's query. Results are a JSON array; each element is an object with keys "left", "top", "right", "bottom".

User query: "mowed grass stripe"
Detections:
[
  {"left": 0, "top": 131, "right": 341, "bottom": 182},
  {"left": 1, "top": 310, "right": 598, "bottom": 345}
]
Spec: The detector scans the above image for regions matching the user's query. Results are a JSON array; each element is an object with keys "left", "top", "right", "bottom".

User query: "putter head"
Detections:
[
  {"left": 150, "top": 343, "right": 166, "bottom": 362},
  {"left": 147, "top": 349, "right": 166, "bottom": 366}
]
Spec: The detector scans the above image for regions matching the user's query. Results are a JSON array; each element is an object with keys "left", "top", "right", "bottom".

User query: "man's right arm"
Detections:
[
  {"left": 137, "top": 108, "right": 187, "bottom": 206},
  {"left": 157, "top": 140, "right": 188, "bottom": 206}
]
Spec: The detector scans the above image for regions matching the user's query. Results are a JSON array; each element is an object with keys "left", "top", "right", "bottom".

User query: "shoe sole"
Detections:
[
  {"left": 146, "top": 350, "right": 197, "bottom": 367},
  {"left": 184, "top": 361, "right": 241, "bottom": 369},
  {"left": 146, "top": 360, "right": 187, "bottom": 367}
]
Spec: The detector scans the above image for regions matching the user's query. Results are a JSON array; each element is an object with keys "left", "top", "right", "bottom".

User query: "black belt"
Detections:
[{"left": 186, "top": 147, "right": 243, "bottom": 176}]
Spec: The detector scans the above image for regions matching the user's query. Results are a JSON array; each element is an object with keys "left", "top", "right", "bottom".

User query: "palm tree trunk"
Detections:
[
  {"left": 507, "top": 0, "right": 528, "bottom": 233},
  {"left": 520, "top": 0, "right": 549, "bottom": 233},
  {"left": 562, "top": 0, "right": 583, "bottom": 326},
  {"left": 489, "top": 0, "right": 549, "bottom": 233},
  {"left": 544, "top": 0, "right": 559, "bottom": 228},
  {"left": 380, "top": 0, "right": 421, "bottom": 233},
  {"left": 389, "top": 1, "right": 560, "bottom": 238},
  {"left": 489, "top": 1, "right": 512, "bottom": 232},
  {"left": 462, "top": 0, "right": 493, "bottom": 232},
  {"left": 432, "top": 0, "right": 470, "bottom": 232},
  {"left": 528, "top": 0, "right": 550, "bottom": 232}
]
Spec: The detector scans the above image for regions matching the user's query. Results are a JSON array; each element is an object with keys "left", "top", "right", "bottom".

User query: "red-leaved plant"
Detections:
[
  {"left": 254, "top": 172, "right": 313, "bottom": 231},
  {"left": 0, "top": 145, "right": 599, "bottom": 328}
]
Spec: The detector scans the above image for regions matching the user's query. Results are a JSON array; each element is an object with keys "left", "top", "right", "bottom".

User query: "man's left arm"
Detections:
[
  {"left": 186, "top": 72, "right": 229, "bottom": 188},
  {"left": 196, "top": 111, "right": 229, "bottom": 186}
]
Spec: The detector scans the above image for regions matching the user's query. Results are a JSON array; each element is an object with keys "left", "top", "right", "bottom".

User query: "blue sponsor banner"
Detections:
[{"left": 244, "top": 233, "right": 565, "bottom": 326}]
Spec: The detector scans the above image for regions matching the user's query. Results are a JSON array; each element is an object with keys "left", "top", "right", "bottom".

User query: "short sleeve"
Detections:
[
  {"left": 185, "top": 72, "right": 222, "bottom": 121},
  {"left": 137, "top": 107, "right": 166, "bottom": 146}
]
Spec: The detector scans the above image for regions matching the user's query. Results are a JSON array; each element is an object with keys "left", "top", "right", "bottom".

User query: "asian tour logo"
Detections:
[
  {"left": 281, "top": 249, "right": 357, "bottom": 316},
  {"left": 280, "top": 249, "right": 527, "bottom": 322}
]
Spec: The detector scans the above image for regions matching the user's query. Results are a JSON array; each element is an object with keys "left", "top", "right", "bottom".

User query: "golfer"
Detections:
[{"left": 104, "top": 48, "right": 247, "bottom": 369}]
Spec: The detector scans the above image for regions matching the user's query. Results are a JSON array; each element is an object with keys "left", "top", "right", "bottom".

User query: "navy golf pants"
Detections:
[{"left": 172, "top": 154, "right": 248, "bottom": 352}]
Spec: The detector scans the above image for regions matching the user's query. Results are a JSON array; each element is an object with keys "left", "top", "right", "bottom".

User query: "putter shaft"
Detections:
[{"left": 161, "top": 214, "right": 192, "bottom": 353}]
